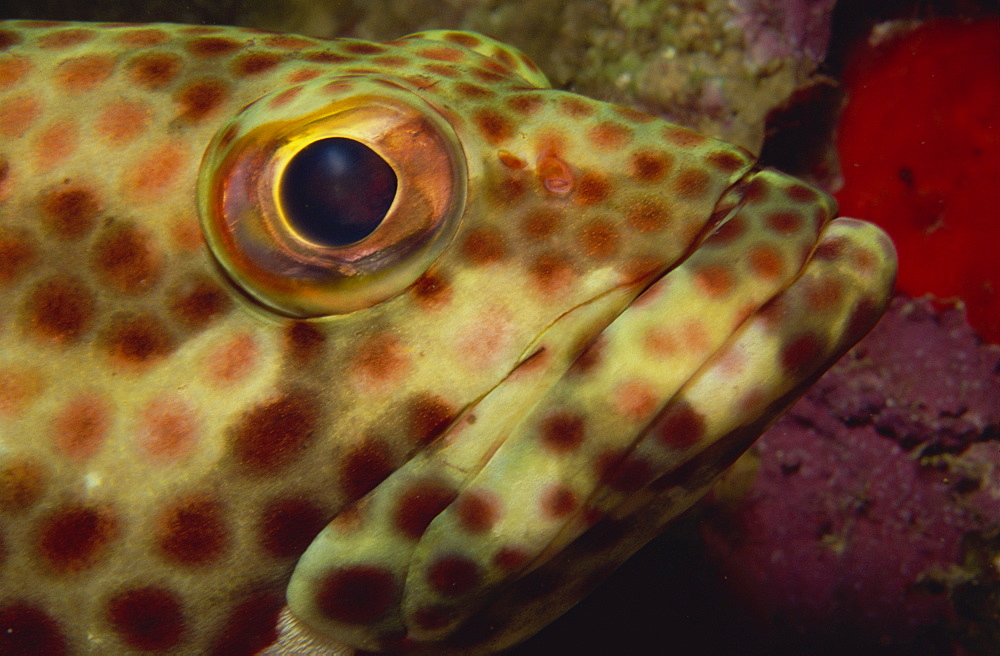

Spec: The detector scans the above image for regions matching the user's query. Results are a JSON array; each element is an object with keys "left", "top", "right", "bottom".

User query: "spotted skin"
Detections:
[{"left": 0, "top": 20, "right": 896, "bottom": 655}]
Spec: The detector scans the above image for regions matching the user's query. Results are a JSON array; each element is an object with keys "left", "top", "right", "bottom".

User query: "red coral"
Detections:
[{"left": 835, "top": 19, "right": 1000, "bottom": 342}]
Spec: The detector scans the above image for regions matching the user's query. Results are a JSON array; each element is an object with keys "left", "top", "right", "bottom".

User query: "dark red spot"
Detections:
[
  {"left": 569, "top": 335, "right": 604, "bottom": 375},
  {"left": 588, "top": 121, "right": 632, "bottom": 149},
  {"left": 579, "top": 220, "right": 619, "bottom": 259},
  {"left": 259, "top": 496, "right": 327, "bottom": 558},
  {"left": 23, "top": 276, "right": 94, "bottom": 344},
  {"left": 283, "top": 321, "right": 326, "bottom": 362},
  {"left": 106, "top": 587, "right": 186, "bottom": 650},
  {"left": 419, "top": 46, "right": 464, "bottom": 62},
  {"left": 663, "top": 126, "right": 706, "bottom": 147},
  {"left": 0, "top": 603, "right": 67, "bottom": 656},
  {"left": 154, "top": 494, "right": 229, "bottom": 566},
  {"left": 233, "top": 52, "right": 283, "bottom": 76},
  {"left": 780, "top": 333, "right": 823, "bottom": 376},
  {"left": 315, "top": 566, "right": 396, "bottom": 624},
  {"left": 576, "top": 517, "right": 628, "bottom": 552},
  {"left": 455, "top": 82, "right": 493, "bottom": 99},
  {"left": 127, "top": 52, "right": 182, "bottom": 89},
  {"left": 575, "top": 172, "right": 611, "bottom": 205},
  {"left": 427, "top": 555, "right": 480, "bottom": 596},
  {"left": 461, "top": 227, "right": 506, "bottom": 265},
  {"left": 674, "top": 168, "right": 711, "bottom": 198},
  {"left": 595, "top": 451, "right": 654, "bottom": 493},
  {"left": 472, "top": 109, "right": 512, "bottom": 145},
  {"left": 339, "top": 439, "right": 395, "bottom": 501},
  {"left": 304, "top": 51, "right": 353, "bottom": 65},
  {"left": 103, "top": 313, "right": 175, "bottom": 365},
  {"left": 408, "top": 394, "right": 456, "bottom": 444},
  {"left": 629, "top": 150, "right": 672, "bottom": 183},
  {"left": 530, "top": 252, "right": 574, "bottom": 296},
  {"left": 626, "top": 199, "right": 669, "bottom": 232},
  {"left": 230, "top": 391, "right": 318, "bottom": 474},
  {"left": 814, "top": 236, "right": 847, "bottom": 260},
  {"left": 613, "top": 105, "right": 656, "bottom": 123},
  {"left": 176, "top": 79, "right": 229, "bottom": 122},
  {"left": 411, "top": 605, "right": 450, "bottom": 631},
  {"left": 37, "top": 504, "right": 117, "bottom": 573},
  {"left": 493, "top": 546, "right": 530, "bottom": 571},
  {"left": 706, "top": 150, "right": 748, "bottom": 173},
  {"left": 444, "top": 32, "right": 481, "bottom": 48},
  {"left": 455, "top": 490, "right": 499, "bottom": 533},
  {"left": 41, "top": 186, "right": 101, "bottom": 239},
  {"left": 0, "top": 459, "right": 46, "bottom": 512},
  {"left": 411, "top": 272, "right": 452, "bottom": 310},
  {"left": 506, "top": 94, "right": 543, "bottom": 115},
  {"left": 169, "top": 276, "right": 232, "bottom": 329},
  {"left": 539, "top": 412, "right": 585, "bottom": 454},
  {"left": 705, "top": 214, "right": 746, "bottom": 246},
  {"left": 493, "top": 175, "right": 525, "bottom": 204},
  {"left": 343, "top": 42, "right": 386, "bottom": 55},
  {"left": 93, "top": 224, "right": 162, "bottom": 295},
  {"left": 657, "top": 403, "right": 706, "bottom": 450},
  {"left": 187, "top": 37, "right": 242, "bottom": 57},
  {"left": 786, "top": 183, "right": 818, "bottom": 203},
  {"left": 209, "top": 590, "right": 284, "bottom": 656},
  {"left": 0, "top": 30, "right": 24, "bottom": 52},
  {"left": 541, "top": 485, "right": 578, "bottom": 519},
  {"left": 558, "top": 97, "right": 593, "bottom": 118},
  {"left": 766, "top": 210, "right": 804, "bottom": 235},
  {"left": 744, "top": 177, "right": 770, "bottom": 203},
  {"left": 521, "top": 208, "right": 560, "bottom": 240},
  {"left": 394, "top": 480, "right": 456, "bottom": 540},
  {"left": 38, "top": 28, "right": 97, "bottom": 49}
]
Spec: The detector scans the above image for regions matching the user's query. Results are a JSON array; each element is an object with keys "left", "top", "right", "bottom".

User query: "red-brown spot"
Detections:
[
  {"left": 233, "top": 51, "right": 283, "bottom": 76},
  {"left": 674, "top": 168, "right": 711, "bottom": 198},
  {"left": 411, "top": 272, "right": 452, "bottom": 310},
  {"left": 521, "top": 208, "right": 560, "bottom": 240},
  {"left": 613, "top": 105, "right": 655, "bottom": 123},
  {"left": 52, "top": 393, "right": 111, "bottom": 462},
  {"left": 557, "top": 97, "right": 593, "bottom": 118},
  {"left": 37, "top": 504, "right": 117, "bottom": 573},
  {"left": 0, "top": 29, "right": 24, "bottom": 52},
  {"left": 38, "top": 28, "right": 97, "bottom": 49},
  {"left": 419, "top": 46, "right": 464, "bottom": 62},
  {"left": 706, "top": 150, "right": 749, "bottom": 173},
  {"left": 578, "top": 220, "right": 619, "bottom": 259},
  {"left": 267, "top": 85, "right": 302, "bottom": 109},
  {"left": 55, "top": 54, "right": 113, "bottom": 92},
  {"left": 540, "top": 412, "right": 585, "bottom": 454},
  {"left": 206, "top": 333, "right": 258, "bottom": 386},
  {"left": 126, "top": 142, "right": 186, "bottom": 202},
  {"left": 353, "top": 332, "right": 409, "bottom": 389},
  {"left": 259, "top": 496, "right": 327, "bottom": 559},
  {"left": 316, "top": 566, "right": 396, "bottom": 624},
  {"left": 0, "top": 95, "right": 41, "bottom": 138},
  {"left": 154, "top": 493, "right": 229, "bottom": 566},
  {"left": 340, "top": 439, "right": 395, "bottom": 501},
  {"left": 530, "top": 252, "right": 575, "bottom": 297},
  {"left": 629, "top": 150, "right": 672, "bottom": 183},
  {"left": 569, "top": 335, "right": 605, "bottom": 376},
  {"left": 23, "top": 275, "right": 95, "bottom": 345},
  {"left": 97, "top": 100, "right": 152, "bottom": 145},
  {"left": 443, "top": 32, "right": 481, "bottom": 48},
  {"left": 506, "top": 94, "right": 543, "bottom": 115},
  {"left": 41, "top": 185, "right": 100, "bottom": 240},
  {"left": 230, "top": 391, "right": 318, "bottom": 474},
  {"left": 473, "top": 109, "right": 513, "bottom": 145},
  {"left": 705, "top": 214, "right": 746, "bottom": 246},
  {"left": 657, "top": 403, "right": 706, "bottom": 450},
  {"left": 806, "top": 277, "right": 843, "bottom": 312},
  {"left": 587, "top": 121, "right": 632, "bottom": 149},
  {"left": 694, "top": 265, "right": 735, "bottom": 298},
  {"left": 541, "top": 485, "right": 578, "bottom": 519},
  {"left": 408, "top": 394, "right": 457, "bottom": 444},
  {"left": 575, "top": 172, "right": 611, "bottom": 205},
  {"left": 92, "top": 223, "right": 162, "bottom": 294},
  {"left": 766, "top": 210, "right": 804, "bottom": 235},
  {"left": 493, "top": 546, "right": 531, "bottom": 571},
  {"left": 187, "top": 36, "right": 241, "bottom": 57},
  {"left": 493, "top": 175, "right": 525, "bottom": 204},
  {"left": 0, "top": 231, "right": 35, "bottom": 284},
  {"left": 33, "top": 119, "right": 77, "bottom": 171},
  {"left": 662, "top": 125, "right": 706, "bottom": 147},
  {"left": 117, "top": 28, "right": 170, "bottom": 47},
  {"left": 208, "top": 591, "right": 284, "bottom": 656},
  {"left": 748, "top": 244, "right": 783, "bottom": 280},
  {"left": 394, "top": 479, "right": 456, "bottom": 540},
  {"left": 455, "top": 81, "right": 493, "bottom": 99},
  {"left": 106, "top": 587, "right": 186, "bottom": 650},
  {"left": 626, "top": 199, "right": 669, "bottom": 232},
  {"left": 283, "top": 320, "right": 325, "bottom": 363},
  {"left": 169, "top": 276, "right": 231, "bottom": 329},
  {"left": 595, "top": 451, "right": 654, "bottom": 493},
  {"left": 176, "top": 78, "right": 229, "bottom": 122},
  {"left": 0, "top": 55, "right": 30, "bottom": 91},
  {"left": 0, "top": 458, "right": 46, "bottom": 512},
  {"left": 785, "top": 183, "right": 819, "bottom": 203},
  {"left": 428, "top": 555, "right": 480, "bottom": 596},
  {"left": 781, "top": 333, "right": 823, "bottom": 376},
  {"left": 0, "top": 603, "right": 67, "bottom": 656},
  {"left": 137, "top": 393, "right": 199, "bottom": 464},
  {"left": 127, "top": 52, "right": 182, "bottom": 89},
  {"left": 455, "top": 490, "right": 500, "bottom": 533},
  {"left": 462, "top": 227, "right": 507, "bottom": 265}
]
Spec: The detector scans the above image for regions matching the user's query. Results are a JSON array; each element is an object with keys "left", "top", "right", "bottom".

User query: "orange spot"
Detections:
[
  {"left": 694, "top": 265, "right": 735, "bottom": 298},
  {"left": 626, "top": 199, "right": 669, "bottom": 232},
  {"left": 674, "top": 168, "right": 711, "bottom": 198},
  {"left": 206, "top": 333, "right": 259, "bottom": 386},
  {"left": 23, "top": 275, "right": 96, "bottom": 345},
  {"left": 52, "top": 393, "right": 112, "bottom": 462},
  {"left": 681, "top": 319, "right": 710, "bottom": 353},
  {"left": 267, "top": 85, "right": 302, "bottom": 109},
  {"left": 127, "top": 52, "right": 182, "bottom": 89},
  {"left": 473, "top": 108, "right": 513, "bottom": 145},
  {"left": 706, "top": 150, "right": 749, "bottom": 173},
  {"left": 629, "top": 150, "right": 672, "bottom": 183},
  {"left": 521, "top": 208, "right": 560, "bottom": 240},
  {"left": 587, "top": 121, "right": 632, "bottom": 149},
  {"left": 34, "top": 120, "right": 77, "bottom": 171},
  {"left": 0, "top": 458, "right": 46, "bottom": 512},
  {"left": 644, "top": 327, "right": 678, "bottom": 357},
  {"left": 805, "top": 277, "right": 843, "bottom": 312},
  {"left": 0, "top": 366, "right": 44, "bottom": 418},
  {"left": 0, "top": 230, "right": 35, "bottom": 283},
  {"left": 92, "top": 223, "right": 163, "bottom": 295},
  {"left": 749, "top": 244, "right": 783, "bottom": 280},
  {"left": 662, "top": 125, "right": 707, "bottom": 148},
  {"left": 97, "top": 100, "right": 151, "bottom": 145},
  {"left": 232, "top": 51, "right": 284, "bottom": 77},
  {"left": 0, "top": 56, "right": 31, "bottom": 91},
  {"left": 37, "top": 28, "right": 97, "bottom": 49},
  {"left": 138, "top": 393, "right": 199, "bottom": 464},
  {"left": 419, "top": 46, "right": 464, "bottom": 62},
  {"left": 55, "top": 54, "right": 114, "bottom": 92},
  {"left": 461, "top": 227, "right": 506, "bottom": 265},
  {"left": 530, "top": 252, "right": 575, "bottom": 297},
  {"left": 116, "top": 28, "right": 171, "bottom": 47},
  {"left": 352, "top": 332, "right": 409, "bottom": 391},
  {"left": 41, "top": 184, "right": 101, "bottom": 239},
  {"left": 557, "top": 97, "right": 594, "bottom": 118},
  {"left": 506, "top": 94, "right": 543, "bottom": 115},
  {"left": 579, "top": 220, "right": 619, "bottom": 258},
  {"left": 171, "top": 215, "right": 203, "bottom": 252},
  {"left": 575, "top": 172, "right": 611, "bottom": 205},
  {"left": 0, "top": 94, "right": 41, "bottom": 138},
  {"left": 613, "top": 379, "right": 658, "bottom": 421},
  {"left": 125, "top": 142, "right": 187, "bottom": 203},
  {"left": 175, "top": 78, "right": 229, "bottom": 122}
]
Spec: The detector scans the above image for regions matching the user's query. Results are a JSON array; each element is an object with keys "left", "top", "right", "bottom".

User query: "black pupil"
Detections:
[{"left": 280, "top": 137, "right": 398, "bottom": 247}]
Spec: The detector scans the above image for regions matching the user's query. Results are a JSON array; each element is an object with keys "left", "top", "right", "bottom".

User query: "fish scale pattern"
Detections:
[{"left": 0, "top": 20, "right": 895, "bottom": 655}]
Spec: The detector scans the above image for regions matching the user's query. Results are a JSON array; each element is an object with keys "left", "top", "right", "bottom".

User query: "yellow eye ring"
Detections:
[{"left": 199, "top": 78, "right": 467, "bottom": 318}]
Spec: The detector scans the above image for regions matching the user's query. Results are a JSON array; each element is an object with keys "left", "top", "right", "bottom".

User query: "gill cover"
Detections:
[{"left": 199, "top": 76, "right": 467, "bottom": 317}]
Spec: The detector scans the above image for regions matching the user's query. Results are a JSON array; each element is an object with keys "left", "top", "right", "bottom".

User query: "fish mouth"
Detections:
[{"left": 285, "top": 168, "right": 897, "bottom": 654}]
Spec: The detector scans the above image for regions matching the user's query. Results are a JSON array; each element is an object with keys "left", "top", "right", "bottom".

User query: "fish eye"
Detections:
[
  {"left": 278, "top": 137, "right": 397, "bottom": 248},
  {"left": 199, "top": 80, "right": 467, "bottom": 318}
]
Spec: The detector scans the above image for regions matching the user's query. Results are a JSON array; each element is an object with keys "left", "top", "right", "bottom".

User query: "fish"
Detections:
[{"left": 0, "top": 20, "right": 897, "bottom": 655}]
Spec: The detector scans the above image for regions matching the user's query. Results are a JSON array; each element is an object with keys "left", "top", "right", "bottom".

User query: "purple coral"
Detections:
[{"left": 729, "top": 0, "right": 838, "bottom": 66}]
